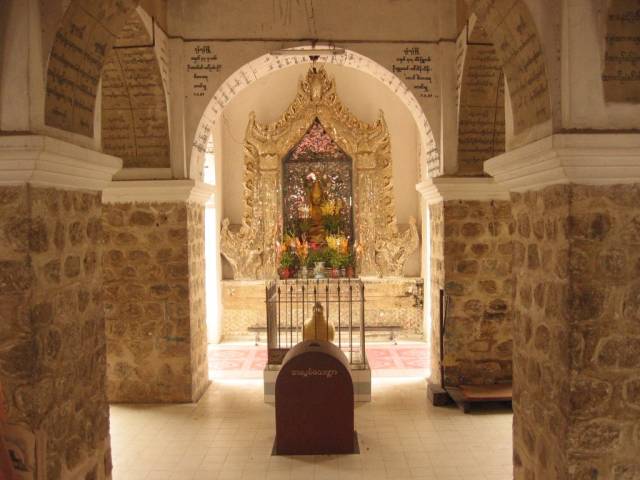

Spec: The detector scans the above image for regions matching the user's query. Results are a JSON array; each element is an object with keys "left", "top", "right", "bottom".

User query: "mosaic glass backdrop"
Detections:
[{"left": 282, "top": 119, "right": 354, "bottom": 242}]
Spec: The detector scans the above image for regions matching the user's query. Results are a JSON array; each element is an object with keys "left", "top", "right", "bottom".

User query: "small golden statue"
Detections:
[
  {"left": 307, "top": 180, "right": 326, "bottom": 245},
  {"left": 303, "top": 302, "right": 335, "bottom": 342}
]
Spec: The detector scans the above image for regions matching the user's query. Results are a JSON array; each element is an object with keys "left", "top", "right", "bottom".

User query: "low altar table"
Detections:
[{"left": 220, "top": 276, "right": 424, "bottom": 340}]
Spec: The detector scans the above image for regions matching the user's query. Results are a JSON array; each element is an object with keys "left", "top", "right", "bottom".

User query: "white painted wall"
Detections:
[
  {"left": 167, "top": 0, "right": 442, "bottom": 41},
  {"left": 216, "top": 63, "right": 422, "bottom": 277}
]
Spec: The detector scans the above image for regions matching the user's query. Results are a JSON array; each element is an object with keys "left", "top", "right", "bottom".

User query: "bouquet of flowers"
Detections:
[
  {"left": 321, "top": 200, "right": 342, "bottom": 234},
  {"left": 326, "top": 234, "right": 349, "bottom": 254},
  {"left": 295, "top": 238, "right": 309, "bottom": 265}
]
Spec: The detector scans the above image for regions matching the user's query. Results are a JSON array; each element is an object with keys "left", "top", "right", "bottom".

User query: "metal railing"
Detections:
[{"left": 266, "top": 278, "right": 366, "bottom": 368}]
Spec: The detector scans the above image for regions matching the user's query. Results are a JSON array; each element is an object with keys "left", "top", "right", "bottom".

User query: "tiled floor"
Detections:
[
  {"left": 110, "top": 378, "right": 513, "bottom": 480},
  {"left": 209, "top": 342, "right": 429, "bottom": 379}
]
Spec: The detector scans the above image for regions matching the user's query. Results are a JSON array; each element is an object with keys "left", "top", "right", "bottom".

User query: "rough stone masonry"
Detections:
[
  {"left": 430, "top": 199, "right": 514, "bottom": 387},
  {"left": 103, "top": 201, "right": 208, "bottom": 403},
  {"left": 0, "top": 186, "right": 111, "bottom": 479},
  {"left": 511, "top": 184, "right": 640, "bottom": 479}
]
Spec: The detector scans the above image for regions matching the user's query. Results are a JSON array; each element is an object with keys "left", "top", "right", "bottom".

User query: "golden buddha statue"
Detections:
[
  {"left": 303, "top": 302, "right": 335, "bottom": 342},
  {"left": 307, "top": 180, "right": 326, "bottom": 245}
]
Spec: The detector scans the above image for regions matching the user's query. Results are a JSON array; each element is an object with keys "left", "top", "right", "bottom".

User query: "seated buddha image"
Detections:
[{"left": 307, "top": 179, "right": 326, "bottom": 245}]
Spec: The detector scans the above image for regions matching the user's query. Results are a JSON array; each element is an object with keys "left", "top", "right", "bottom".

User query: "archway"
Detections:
[
  {"left": 0, "top": 0, "right": 576, "bottom": 476},
  {"left": 190, "top": 46, "right": 440, "bottom": 184},
  {"left": 194, "top": 51, "right": 434, "bottom": 381},
  {"left": 44, "top": 0, "right": 140, "bottom": 137},
  {"left": 463, "top": 0, "right": 553, "bottom": 145}
]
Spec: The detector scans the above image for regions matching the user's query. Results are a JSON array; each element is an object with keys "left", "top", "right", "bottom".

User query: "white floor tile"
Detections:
[{"left": 110, "top": 378, "right": 513, "bottom": 480}]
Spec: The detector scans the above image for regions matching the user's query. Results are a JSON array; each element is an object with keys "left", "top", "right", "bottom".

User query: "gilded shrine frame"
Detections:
[{"left": 220, "top": 66, "right": 418, "bottom": 279}]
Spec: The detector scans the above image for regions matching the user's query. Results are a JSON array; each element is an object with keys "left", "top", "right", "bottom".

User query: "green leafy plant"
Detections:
[
  {"left": 323, "top": 215, "right": 341, "bottom": 235},
  {"left": 327, "top": 249, "right": 342, "bottom": 269},
  {"left": 279, "top": 251, "right": 297, "bottom": 269},
  {"left": 336, "top": 252, "right": 351, "bottom": 269},
  {"left": 305, "top": 249, "right": 321, "bottom": 267},
  {"left": 306, "top": 247, "right": 331, "bottom": 267},
  {"left": 297, "top": 218, "right": 311, "bottom": 234}
]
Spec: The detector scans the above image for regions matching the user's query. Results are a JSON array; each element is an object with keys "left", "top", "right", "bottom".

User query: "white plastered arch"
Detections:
[{"left": 189, "top": 46, "right": 439, "bottom": 182}]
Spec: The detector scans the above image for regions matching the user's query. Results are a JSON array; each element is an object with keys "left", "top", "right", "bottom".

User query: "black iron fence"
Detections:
[{"left": 266, "top": 278, "right": 366, "bottom": 368}]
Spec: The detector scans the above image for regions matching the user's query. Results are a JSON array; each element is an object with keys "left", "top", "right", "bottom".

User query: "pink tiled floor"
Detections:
[{"left": 209, "top": 342, "right": 429, "bottom": 379}]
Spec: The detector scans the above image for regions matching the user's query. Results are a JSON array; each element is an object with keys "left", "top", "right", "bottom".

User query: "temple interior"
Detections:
[{"left": 0, "top": 0, "right": 639, "bottom": 479}]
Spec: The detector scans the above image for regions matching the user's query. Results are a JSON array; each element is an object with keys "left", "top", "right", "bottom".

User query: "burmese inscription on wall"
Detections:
[
  {"left": 457, "top": 43, "right": 505, "bottom": 175},
  {"left": 45, "top": 0, "right": 138, "bottom": 137},
  {"left": 469, "top": 0, "right": 551, "bottom": 134},
  {"left": 188, "top": 44, "right": 223, "bottom": 97},
  {"left": 603, "top": 0, "right": 640, "bottom": 103},
  {"left": 102, "top": 55, "right": 136, "bottom": 160},
  {"left": 392, "top": 46, "right": 434, "bottom": 99},
  {"left": 102, "top": 46, "right": 170, "bottom": 168}
]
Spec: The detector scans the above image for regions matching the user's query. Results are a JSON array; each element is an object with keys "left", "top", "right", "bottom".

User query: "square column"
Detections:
[
  {"left": 418, "top": 177, "right": 513, "bottom": 395},
  {"left": 486, "top": 134, "right": 640, "bottom": 479},
  {"left": 0, "top": 136, "right": 121, "bottom": 479},
  {"left": 102, "top": 180, "right": 214, "bottom": 403}
]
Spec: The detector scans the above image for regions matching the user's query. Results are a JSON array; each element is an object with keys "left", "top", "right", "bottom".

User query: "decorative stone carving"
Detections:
[
  {"left": 220, "top": 66, "right": 419, "bottom": 278},
  {"left": 374, "top": 216, "right": 420, "bottom": 276},
  {"left": 220, "top": 218, "right": 263, "bottom": 279}
]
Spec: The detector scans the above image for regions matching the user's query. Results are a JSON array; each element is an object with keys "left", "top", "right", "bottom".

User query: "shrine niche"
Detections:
[
  {"left": 282, "top": 119, "right": 355, "bottom": 250},
  {"left": 220, "top": 66, "right": 419, "bottom": 279}
]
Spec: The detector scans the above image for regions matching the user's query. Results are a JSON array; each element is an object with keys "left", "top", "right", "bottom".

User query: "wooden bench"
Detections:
[
  {"left": 446, "top": 384, "right": 513, "bottom": 413},
  {"left": 247, "top": 324, "right": 403, "bottom": 345}
]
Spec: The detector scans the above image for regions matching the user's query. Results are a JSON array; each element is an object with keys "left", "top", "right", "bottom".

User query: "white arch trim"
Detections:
[{"left": 190, "top": 46, "right": 439, "bottom": 182}]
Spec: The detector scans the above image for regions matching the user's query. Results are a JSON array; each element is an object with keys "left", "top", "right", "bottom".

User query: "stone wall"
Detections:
[
  {"left": 0, "top": 186, "right": 111, "bottom": 479},
  {"left": 511, "top": 186, "right": 571, "bottom": 479},
  {"left": 442, "top": 200, "right": 513, "bottom": 385},
  {"left": 103, "top": 201, "right": 209, "bottom": 403},
  {"left": 511, "top": 184, "right": 640, "bottom": 479}
]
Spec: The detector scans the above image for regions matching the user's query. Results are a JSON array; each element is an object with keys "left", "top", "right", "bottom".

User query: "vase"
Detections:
[
  {"left": 313, "top": 261, "right": 326, "bottom": 279},
  {"left": 346, "top": 266, "right": 355, "bottom": 278},
  {"left": 300, "top": 266, "right": 309, "bottom": 279}
]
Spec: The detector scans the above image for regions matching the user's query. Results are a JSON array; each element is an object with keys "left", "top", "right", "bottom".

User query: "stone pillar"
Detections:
[
  {"left": 440, "top": 198, "right": 514, "bottom": 385},
  {"left": 486, "top": 134, "right": 640, "bottom": 479},
  {"left": 0, "top": 136, "right": 121, "bottom": 479},
  {"left": 511, "top": 184, "right": 640, "bottom": 478},
  {"left": 418, "top": 177, "right": 513, "bottom": 397},
  {"left": 102, "top": 180, "right": 214, "bottom": 403}
]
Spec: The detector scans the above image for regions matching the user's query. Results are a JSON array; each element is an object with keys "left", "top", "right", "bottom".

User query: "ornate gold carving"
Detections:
[
  {"left": 374, "top": 216, "right": 420, "bottom": 276},
  {"left": 220, "top": 66, "right": 419, "bottom": 278},
  {"left": 220, "top": 218, "right": 263, "bottom": 279}
]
